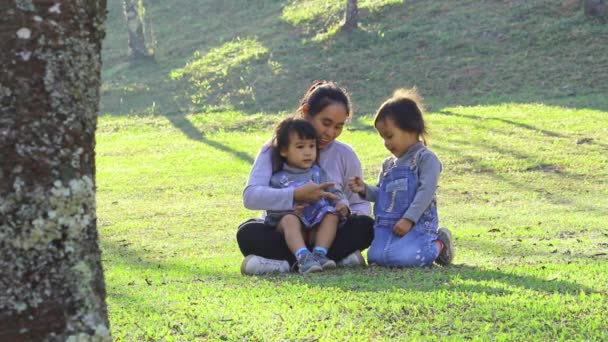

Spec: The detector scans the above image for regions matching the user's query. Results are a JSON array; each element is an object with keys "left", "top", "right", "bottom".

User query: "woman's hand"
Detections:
[
  {"left": 348, "top": 176, "right": 366, "bottom": 196},
  {"left": 393, "top": 218, "right": 413, "bottom": 236},
  {"left": 334, "top": 203, "right": 350, "bottom": 217},
  {"left": 294, "top": 181, "right": 340, "bottom": 203}
]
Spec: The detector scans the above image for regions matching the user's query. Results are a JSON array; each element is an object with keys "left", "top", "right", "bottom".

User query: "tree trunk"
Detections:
[
  {"left": 584, "top": 0, "right": 607, "bottom": 20},
  {"left": 0, "top": 1, "right": 110, "bottom": 340},
  {"left": 342, "top": 0, "right": 359, "bottom": 31},
  {"left": 123, "top": 0, "right": 152, "bottom": 59}
]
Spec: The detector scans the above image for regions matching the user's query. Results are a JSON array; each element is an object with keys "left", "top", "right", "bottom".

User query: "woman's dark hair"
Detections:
[
  {"left": 374, "top": 88, "right": 429, "bottom": 145},
  {"left": 297, "top": 80, "right": 352, "bottom": 118},
  {"left": 271, "top": 117, "right": 319, "bottom": 172}
]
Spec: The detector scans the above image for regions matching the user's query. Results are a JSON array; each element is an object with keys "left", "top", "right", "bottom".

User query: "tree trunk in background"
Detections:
[
  {"left": 342, "top": 0, "right": 359, "bottom": 31},
  {"left": 0, "top": 1, "right": 110, "bottom": 340},
  {"left": 123, "top": 0, "right": 153, "bottom": 59},
  {"left": 584, "top": 0, "right": 607, "bottom": 20}
]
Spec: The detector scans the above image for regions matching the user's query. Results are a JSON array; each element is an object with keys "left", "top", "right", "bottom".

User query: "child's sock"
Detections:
[
  {"left": 295, "top": 247, "right": 309, "bottom": 259},
  {"left": 435, "top": 240, "right": 444, "bottom": 253},
  {"left": 313, "top": 246, "right": 328, "bottom": 255}
]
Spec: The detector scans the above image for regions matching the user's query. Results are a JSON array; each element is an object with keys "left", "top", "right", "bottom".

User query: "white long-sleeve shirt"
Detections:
[{"left": 243, "top": 140, "right": 371, "bottom": 217}]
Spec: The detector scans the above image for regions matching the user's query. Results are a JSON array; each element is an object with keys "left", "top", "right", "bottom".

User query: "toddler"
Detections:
[{"left": 266, "top": 117, "right": 350, "bottom": 273}]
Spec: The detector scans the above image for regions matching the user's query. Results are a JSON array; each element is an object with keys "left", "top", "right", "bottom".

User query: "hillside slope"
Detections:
[{"left": 101, "top": 0, "right": 608, "bottom": 116}]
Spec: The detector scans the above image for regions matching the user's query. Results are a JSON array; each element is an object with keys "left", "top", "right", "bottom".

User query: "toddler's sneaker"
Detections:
[
  {"left": 436, "top": 227, "right": 455, "bottom": 266},
  {"left": 313, "top": 250, "right": 337, "bottom": 270},
  {"left": 241, "top": 255, "right": 290, "bottom": 275},
  {"left": 337, "top": 250, "right": 366, "bottom": 267},
  {"left": 297, "top": 251, "right": 323, "bottom": 274}
]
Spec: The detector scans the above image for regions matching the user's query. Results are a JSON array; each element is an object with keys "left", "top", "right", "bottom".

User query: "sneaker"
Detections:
[
  {"left": 313, "top": 250, "right": 336, "bottom": 269},
  {"left": 337, "top": 250, "right": 366, "bottom": 267},
  {"left": 436, "top": 227, "right": 454, "bottom": 266},
  {"left": 241, "top": 255, "right": 290, "bottom": 275},
  {"left": 297, "top": 251, "right": 323, "bottom": 274}
]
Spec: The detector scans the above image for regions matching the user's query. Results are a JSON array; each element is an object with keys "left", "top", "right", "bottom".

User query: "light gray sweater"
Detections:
[{"left": 243, "top": 140, "right": 371, "bottom": 217}]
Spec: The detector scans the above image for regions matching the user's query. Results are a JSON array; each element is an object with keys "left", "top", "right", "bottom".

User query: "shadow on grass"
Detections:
[
  {"left": 424, "top": 110, "right": 607, "bottom": 215},
  {"left": 101, "top": 238, "right": 601, "bottom": 299},
  {"left": 101, "top": 0, "right": 608, "bottom": 125},
  {"left": 436, "top": 109, "right": 608, "bottom": 150},
  {"left": 436, "top": 110, "right": 565, "bottom": 138},
  {"left": 166, "top": 114, "right": 254, "bottom": 164}
]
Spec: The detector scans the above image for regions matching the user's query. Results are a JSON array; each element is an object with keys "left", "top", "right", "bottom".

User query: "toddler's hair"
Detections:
[
  {"left": 374, "top": 87, "right": 429, "bottom": 145},
  {"left": 271, "top": 117, "right": 319, "bottom": 172},
  {"left": 297, "top": 80, "right": 352, "bottom": 118}
]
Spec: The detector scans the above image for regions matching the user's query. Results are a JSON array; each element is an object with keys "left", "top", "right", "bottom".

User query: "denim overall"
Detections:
[
  {"left": 367, "top": 149, "right": 440, "bottom": 267},
  {"left": 273, "top": 165, "right": 338, "bottom": 229}
]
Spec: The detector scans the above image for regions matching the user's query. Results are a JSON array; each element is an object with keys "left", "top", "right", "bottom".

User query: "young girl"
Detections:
[
  {"left": 348, "top": 88, "right": 454, "bottom": 267},
  {"left": 266, "top": 117, "right": 350, "bottom": 273}
]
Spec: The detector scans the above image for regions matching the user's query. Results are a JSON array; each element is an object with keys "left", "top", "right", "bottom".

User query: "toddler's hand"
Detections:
[
  {"left": 348, "top": 176, "right": 366, "bottom": 195},
  {"left": 393, "top": 218, "right": 413, "bottom": 236},
  {"left": 335, "top": 203, "right": 350, "bottom": 217},
  {"left": 293, "top": 203, "right": 308, "bottom": 216}
]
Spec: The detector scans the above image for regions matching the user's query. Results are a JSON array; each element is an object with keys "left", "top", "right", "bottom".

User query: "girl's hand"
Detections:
[
  {"left": 393, "top": 218, "right": 413, "bottom": 236},
  {"left": 348, "top": 176, "right": 366, "bottom": 195},
  {"left": 334, "top": 203, "right": 350, "bottom": 217},
  {"left": 294, "top": 181, "right": 340, "bottom": 203}
]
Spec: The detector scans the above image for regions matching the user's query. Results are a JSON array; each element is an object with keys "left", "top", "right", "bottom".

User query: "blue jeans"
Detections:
[
  {"left": 368, "top": 151, "right": 439, "bottom": 267},
  {"left": 368, "top": 212, "right": 439, "bottom": 267}
]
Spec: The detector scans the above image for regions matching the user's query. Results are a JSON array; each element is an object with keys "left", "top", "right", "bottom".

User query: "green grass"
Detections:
[
  {"left": 101, "top": 0, "right": 608, "bottom": 118},
  {"left": 98, "top": 0, "right": 608, "bottom": 339},
  {"left": 97, "top": 103, "right": 608, "bottom": 341}
]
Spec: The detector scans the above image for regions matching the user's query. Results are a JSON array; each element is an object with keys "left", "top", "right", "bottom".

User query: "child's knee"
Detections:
[
  {"left": 366, "top": 249, "right": 380, "bottom": 265},
  {"left": 321, "top": 212, "right": 339, "bottom": 225},
  {"left": 389, "top": 249, "right": 433, "bottom": 267},
  {"left": 278, "top": 214, "right": 302, "bottom": 231}
]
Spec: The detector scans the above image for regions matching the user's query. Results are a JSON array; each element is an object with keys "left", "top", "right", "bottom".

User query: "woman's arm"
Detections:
[
  {"left": 340, "top": 145, "right": 372, "bottom": 216},
  {"left": 243, "top": 145, "right": 295, "bottom": 211}
]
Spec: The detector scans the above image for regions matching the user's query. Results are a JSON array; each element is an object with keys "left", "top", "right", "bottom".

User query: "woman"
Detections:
[{"left": 237, "top": 80, "right": 374, "bottom": 275}]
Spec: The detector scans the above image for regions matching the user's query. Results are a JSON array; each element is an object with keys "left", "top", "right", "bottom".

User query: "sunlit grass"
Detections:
[
  {"left": 282, "top": 0, "right": 402, "bottom": 25},
  {"left": 97, "top": 102, "right": 608, "bottom": 340},
  {"left": 101, "top": 0, "right": 608, "bottom": 116}
]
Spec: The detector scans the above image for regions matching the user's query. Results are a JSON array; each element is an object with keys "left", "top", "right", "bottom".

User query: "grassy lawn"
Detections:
[
  {"left": 101, "top": 0, "right": 608, "bottom": 117},
  {"left": 96, "top": 103, "right": 608, "bottom": 341},
  {"left": 97, "top": 0, "right": 608, "bottom": 339}
]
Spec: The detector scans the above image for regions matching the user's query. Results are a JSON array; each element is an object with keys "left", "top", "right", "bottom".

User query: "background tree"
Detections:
[
  {"left": 584, "top": 0, "right": 607, "bottom": 20},
  {"left": 0, "top": 1, "right": 110, "bottom": 340},
  {"left": 342, "top": 0, "right": 359, "bottom": 31},
  {"left": 123, "top": 0, "right": 154, "bottom": 59}
]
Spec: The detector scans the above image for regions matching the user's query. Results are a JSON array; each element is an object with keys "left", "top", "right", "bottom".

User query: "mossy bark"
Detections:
[{"left": 0, "top": 1, "right": 110, "bottom": 340}]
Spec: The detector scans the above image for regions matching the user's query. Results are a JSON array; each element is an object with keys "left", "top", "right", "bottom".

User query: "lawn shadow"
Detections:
[
  {"left": 101, "top": 0, "right": 608, "bottom": 135},
  {"left": 436, "top": 110, "right": 565, "bottom": 138},
  {"left": 459, "top": 233, "right": 608, "bottom": 263},
  {"left": 101, "top": 237, "right": 601, "bottom": 299},
  {"left": 166, "top": 114, "right": 254, "bottom": 164},
  {"left": 427, "top": 110, "right": 607, "bottom": 214},
  {"left": 435, "top": 141, "right": 607, "bottom": 215},
  {"left": 436, "top": 109, "right": 608, "bottom": 150},
  {"left": 272, "top": 262, "right": 601, "bottom": 297},
  {"left": 101, "top": 237, "right": 606, "bottom": 339}
]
